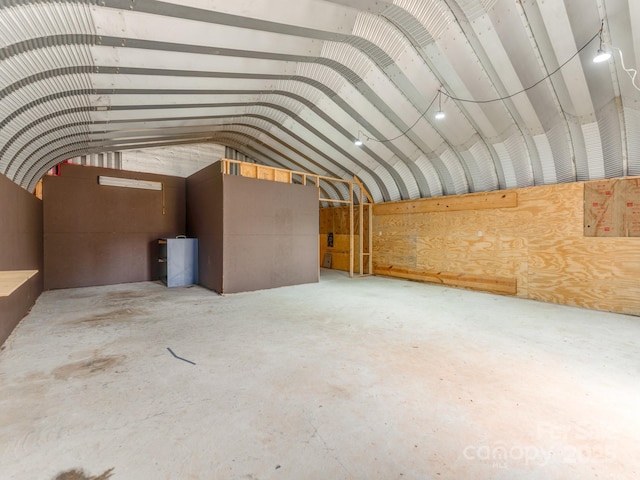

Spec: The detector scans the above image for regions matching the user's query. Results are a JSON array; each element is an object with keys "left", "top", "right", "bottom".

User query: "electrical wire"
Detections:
[
  {"left": 356, "top": 23, "right": 613, "bottom": 145},
  {"left": 360, "top": 91, "right": 439, "bottom": 143},
  {"left": 613, "top": 46, "right": 640, "bottom": 92},
  {"left": 441, "top": 29, "right": 601, "bottom": 104}
]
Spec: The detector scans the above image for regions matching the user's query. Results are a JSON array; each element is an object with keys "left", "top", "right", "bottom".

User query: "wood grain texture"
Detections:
[
  {"left": 584, "top": 179, "right": 622, "bottom": 236},
  {"left": 373, "top": 179, "right": 640, "bottom": 314},
  {"left": 373, "top": 266, "right": 517, "bottom": 295},
  {"left": 0, "top": 270, "right": 38, "bottom": 297},
  {"left": 623, "top": 178, "right": 640, "bottom": 236},
  {"left": 319, "top": 206, "right": 369, "bottom": 273},
  {"left": 319, "top": 234, "right": 360, "bottom": 272},
  {"left": 584, "top": 178, "right": 640, "bottom": 237},
  {"left": 373, "top": 190, "right": 517, "bottom": 215}
]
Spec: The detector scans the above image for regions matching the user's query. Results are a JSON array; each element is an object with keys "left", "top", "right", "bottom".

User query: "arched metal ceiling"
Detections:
[{"left": 1, "top": 0, "right": 638, "bottom": 201}]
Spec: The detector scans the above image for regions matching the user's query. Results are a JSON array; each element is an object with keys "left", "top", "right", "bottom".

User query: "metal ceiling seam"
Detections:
[
  {"left": 390, "top": 0, "right": 451, "bottom": 47},
  {"left": 492, "top": 141, "right": 518, "bottom": 189},
  {"left": 503, "top": 132, "right": 534, "bottom": 188},
  {"left": 21, "top": 136, "right": 213, "bottom": 189},
  {"left": 467, "top": 140, "right": 499, "bottom": 191},
  {"left": 314, "top": 54, "right": 433, "bottom": 198},
  {"left": 225, "top": 121, "right": 349, "bottom": 180},
  {"left": 516, "top": 0, "right": 578, "bottom": 184},
  {"left": 216, "top": 136, "right": 342, "bottom": 201},
  {"left": 542, "top": 120, "right": 573, "bottom": 184},
  {"left": 371, "top": 163, "right": 401, "bottom": 202},
  {"left": 596, "top": 0, "right": 628, "bottom": 177},
  {"left": 10, "top": 126, "right": 91, "bottom": 173},
  {"left": 295, "top": 62, "right": 438, "bottom": 197},
  {"left": 240, "top": 102, "right": 399, "bottom": 199},
  {"left": 87, "top": 8, "right": 444, "bottom": 195},
  {"left": 349, "top": 14, "right": 472, "bottom": 197},
  {"left": 1, "top": 111, "right": 92, "bottom": 176},
  {"left": 100, "top": 0, "right": 458, "bottom": 193},
  {"left": 99, "top": 49, "right": 402, "bottom": 197},
  {"left": 208, "top": 131, "right": 350, "bottom": 200},
  {"left": 17, "top": 122, "right": 320, "bottom": 189},
  {"left": 24, "top": 136, "right": 229, "bottom": 191},
  {"left": 412, "top": 154, "right": 443, "bottom": 197},
  {"left": 564, "top": 118, "right": 590, "bottom": 182},
  {"left": 624, "top": 106, "right": 640, "bottom": 176},
  {"left": 535, "top": 0, "right": 596, "bottom": 119},
  {"left": 0, "top": 31, "right": 410, "bottom": 198},
  {"left": 288, "top": 93, "right": 418, "bottom": 196},
  {"left": 13, "top": 108, "right": 360, "bottom": 196},
  {"left": 597, "top": 97, "right": 625, "bottom": 179},
  {"left": 1, "top": 86, "right": 390, "bottom": 195},
  {"left": 384, "top": 2, "right": 506, "bottom": 190},
  {"left": 532, "top": 134, "right": 557, "bottom": 185},
  {"left": 246, "top": 94, "right": 398, "bottom": 200},
  {"left": 438, "top": 149, "right": 469, "bottom": 194},
  {"left": 212, "top": 123, "right": 348, "bottom": 181},
  {"left": 351, "top": 10, "right": 407, "bottom": 64},
  {"left": 436, "top": 1, "right": 540, "bottom": 188},
  {"left": 107, "top": 111, "right": 367, "bottom": 186},
  {"left": 582, "top": 121, "right": 606, "bottom": 180},
  {"left": 0, "top": 91, "right": 94, "bottom": 168}
]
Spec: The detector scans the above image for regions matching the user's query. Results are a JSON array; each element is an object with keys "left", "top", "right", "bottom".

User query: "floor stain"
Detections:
[
  {"left": 65, "top": 293, "right": 99, "bottom": 300},
  {"left": 73, "top": 308, "right": 147, "bottom": 324},
  {"left": 106, "top": 290, "right": 153, "bottom": 300},
  {"left": 52, "top": 355, "right": 126, "bottom": 380},
  {"left": 53, "top": 468, "right": 114, "bottom": 480}
]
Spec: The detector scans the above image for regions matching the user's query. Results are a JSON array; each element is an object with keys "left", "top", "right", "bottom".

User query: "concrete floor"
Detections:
[{"left": 0, "top": 270, "right": 639, "bottom": 480}]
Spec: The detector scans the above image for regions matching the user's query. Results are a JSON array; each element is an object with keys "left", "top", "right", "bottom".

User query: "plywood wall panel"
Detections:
[
  {"left": 373, "top": 178, "right": 640, "bottom": 314},
  {"left": 622, "top": 178, "right": 640, "bottom": 236}
]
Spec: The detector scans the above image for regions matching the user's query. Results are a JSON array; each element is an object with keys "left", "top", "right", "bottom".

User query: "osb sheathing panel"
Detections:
[
  {"left": 319, "top": 234, "right": 361, "bottom": 272},
  {"left": 584, "top": 178, "right": 640, "bottom": 236},
  {"left": 373, "top": 180, "right": 640, "bottom": 315},
  {"left": 319, "top": 207, "right": 369, "bottom": 273}
]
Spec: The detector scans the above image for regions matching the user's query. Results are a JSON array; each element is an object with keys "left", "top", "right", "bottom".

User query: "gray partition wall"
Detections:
[{"left": 187, "top": 162, "right": 319, "bottom": 294}]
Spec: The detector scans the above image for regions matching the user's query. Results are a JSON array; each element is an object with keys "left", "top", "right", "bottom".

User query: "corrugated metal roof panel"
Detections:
[
  {"left": 465, "top": 140, "right": 499, "bottom": 191},
  {"left": 533, "top": 133, "right": 557, "bottom": 185},
  {"left": 351, "top": 12, "right": 408, "bottom": 63},
  {"left": 392, "top": 0, "right": 451, "bottom": 43},
  {"left": 545, "top": 122, "right": 574, "bottom": 184},
  {"left": 414, "top": 154, "right": 443, "bottom": 197},
  {"left": 582, "top": 121, "right": 605, "bottom": 180},
  {"left": 439, "top": 149, "right": 469, "bottom": 194},
  {"left": 597, "top": 98, "right": 625, "bottom": 178},
  {"left": 504, "top": 132, "right": 533, "bottom": 188},
  {"left": 625, "top": 106, "right": 640, "bottom": 176}
]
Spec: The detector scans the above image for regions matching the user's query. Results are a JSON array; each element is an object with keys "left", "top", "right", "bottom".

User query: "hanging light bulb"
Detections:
[
  {"left": 354, "top": 138, "right": 363, "bottom": 146},
  {"left": 593, "top": 20, "right": 611, "bottom": 63},
  {"left": 593, "top": 49, "right": 611, "bottom": 63},
  {"left": 435, "top": 89, "right": 445, "bottom": 120}
]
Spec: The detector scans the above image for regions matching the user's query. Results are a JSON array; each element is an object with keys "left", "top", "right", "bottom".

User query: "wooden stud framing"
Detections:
[{"left": 349, "top": 182, "right": 354, "bottom": 278}]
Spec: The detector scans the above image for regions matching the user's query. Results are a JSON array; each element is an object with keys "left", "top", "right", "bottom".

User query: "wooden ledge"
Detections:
[
  {"left": 0, "top": 270, "right": 38, "bottom": 297},
  {"left": 374, "top": 190, "right": 517, "bottom": 215},
  {"left": 373, "top": 266, "right": 517, "bottom": 295}
]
